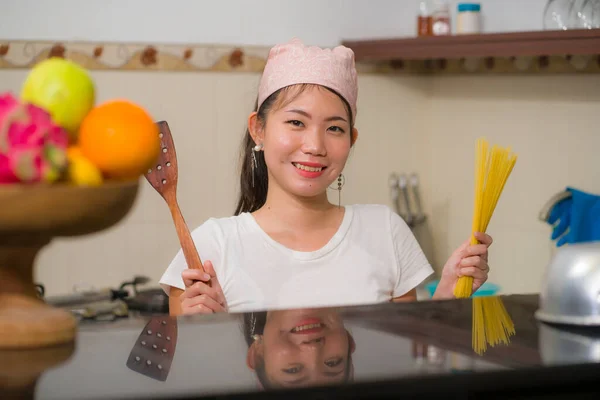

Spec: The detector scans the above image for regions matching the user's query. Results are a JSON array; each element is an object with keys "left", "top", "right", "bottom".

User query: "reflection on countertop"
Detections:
[{"left": 1, "top": 294, "right": 600, "bottom": 400}]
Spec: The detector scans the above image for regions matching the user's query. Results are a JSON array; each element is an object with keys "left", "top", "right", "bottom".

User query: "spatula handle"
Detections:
[{"left": 165, "top": 191, "right": 207, "bottom": 275}]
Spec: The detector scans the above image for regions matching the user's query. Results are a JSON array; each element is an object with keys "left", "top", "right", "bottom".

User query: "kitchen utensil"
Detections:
[
  {"left": 409, "top": 173, "right": 427, "bottom": 226},
  {"left": 388, "top": 173, "right": 400, "bottom": 215},
  {"left": 0, "top": 181, "right": 139, "bottom": 349},
  {"left": 71, "top": 300, "right": 129, "bottom": 321},
  {"left": 124, "top": 288, "right": 169, "bottom": 314},
  {"left": 398, "top": 174, "right": 414, "bottom": 226},
  {"left": 42, "top": 276, "right": 169, "bottom": 318},
  {"left": 535, "top": 241, "right": 600, "bottom": 326},
  {"left": 121, "top": 276, "right": 151, "bottom": 293},
  {"left": 144, "top": 121, "right": 207, "bottom": 278},
  {"left": 126, "top": 316, "right": 178, "bottom": 381},
  {"left": 44, "top": 287, "right": 129, "bottom": 308}
]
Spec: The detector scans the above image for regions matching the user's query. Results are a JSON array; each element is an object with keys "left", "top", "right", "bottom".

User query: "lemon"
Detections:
[{"left": 66, "top": 147, "right": 103, "bottom": 186}]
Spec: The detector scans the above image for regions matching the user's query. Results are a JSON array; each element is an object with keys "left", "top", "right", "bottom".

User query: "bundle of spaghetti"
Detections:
[{"left": 453, "top": 137, "right": 517, "bottom": 355}]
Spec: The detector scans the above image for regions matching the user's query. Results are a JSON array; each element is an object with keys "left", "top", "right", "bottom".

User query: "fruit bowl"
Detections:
[{"left": 0, "top": 180, "right": 139, "bottom": 349}]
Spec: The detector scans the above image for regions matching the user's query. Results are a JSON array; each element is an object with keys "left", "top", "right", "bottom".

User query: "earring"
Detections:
[
  {"left": 328, "top": 174, "right": 345, "bottom": 207},
  {"left": 251, "top": 143, "right": 263, "bottom": 188},
  {"left": 252, "top": 334, "right": 261, "bottom": 342}
]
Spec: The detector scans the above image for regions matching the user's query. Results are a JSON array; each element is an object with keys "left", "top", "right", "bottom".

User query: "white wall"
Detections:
[{"left": 2, "top": 0, "right": 549, "bottom": 47}]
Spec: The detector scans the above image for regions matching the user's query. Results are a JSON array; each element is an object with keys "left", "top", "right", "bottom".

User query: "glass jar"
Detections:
[
  {"left": 571, "top": 0, "right": 600, "bottom": 29},
  {"left": 432, "top": 0, "right": 451, "bottom": 36},
  {"left": 543, "top": 0, "right": 576, "bottom": 30},
  {"left": 457, "top": 3, "right": 482, "bottom": 34},
  {"left": 417, "top": 1, "right": 433, "bottom": 37}
]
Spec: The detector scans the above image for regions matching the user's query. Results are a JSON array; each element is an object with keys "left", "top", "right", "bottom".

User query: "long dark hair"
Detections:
[{"left": 233, "top": 84, "right": 354, "bottom": 216}]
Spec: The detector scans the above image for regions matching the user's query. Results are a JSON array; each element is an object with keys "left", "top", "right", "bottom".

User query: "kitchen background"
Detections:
[{"left": 1, "top": 0, "right": 599, "bottom": 298}]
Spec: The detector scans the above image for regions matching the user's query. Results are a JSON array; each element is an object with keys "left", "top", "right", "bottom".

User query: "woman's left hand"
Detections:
[{"left": 433, "top": 232, "right": 493, "bottom": 300}]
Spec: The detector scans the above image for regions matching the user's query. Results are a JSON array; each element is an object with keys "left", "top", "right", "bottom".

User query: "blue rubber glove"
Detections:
[
  {"left": 548, "top": 196, "right": 572, "bottom": 246},
  {"left": 547, "top": 187, "right": 600, "bottom": 247}
]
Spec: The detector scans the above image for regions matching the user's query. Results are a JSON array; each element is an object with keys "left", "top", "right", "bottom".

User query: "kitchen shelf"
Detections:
[{"left": 342, "top": 29, "right": 600, "bottom": 75}]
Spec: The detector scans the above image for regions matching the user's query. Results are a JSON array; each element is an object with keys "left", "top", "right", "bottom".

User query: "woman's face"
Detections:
[
  {"left": 250, "top": 85, "right": 358, "bottom": 200},
  {"left": 248, "top": 308, "right": 355, "bottom": 388}
]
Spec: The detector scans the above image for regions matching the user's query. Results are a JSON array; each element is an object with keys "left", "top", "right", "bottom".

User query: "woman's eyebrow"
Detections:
[{"left": 285, "top": 109, "right": 347, "bottom": 123}]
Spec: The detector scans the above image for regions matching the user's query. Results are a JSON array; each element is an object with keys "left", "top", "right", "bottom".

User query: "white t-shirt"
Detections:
[{"left": 159, "top": 204, "right": 434, "bottom": 313}]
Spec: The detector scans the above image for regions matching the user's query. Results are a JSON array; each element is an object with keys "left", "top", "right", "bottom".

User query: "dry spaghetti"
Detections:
[{"left": 454, "top": 137, "right": 517, "bottom": 355}]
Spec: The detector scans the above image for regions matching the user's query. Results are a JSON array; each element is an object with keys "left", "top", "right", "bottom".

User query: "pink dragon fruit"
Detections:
[{"left": 0, "top": 92, "right": 69, "bottom": 184}]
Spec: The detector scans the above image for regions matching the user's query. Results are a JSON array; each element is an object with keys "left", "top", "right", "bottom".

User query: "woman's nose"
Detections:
[
  {"left": 300, "top": 336, "right": 325, "bottom": 348},
  {"left": 301, "top": 130, "right": 326, "bottom": 156}
]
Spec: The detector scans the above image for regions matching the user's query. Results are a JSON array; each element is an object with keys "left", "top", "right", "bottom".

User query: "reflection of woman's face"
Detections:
[{"left": 249, "top": 308, "right": 354, "bottom": 388}]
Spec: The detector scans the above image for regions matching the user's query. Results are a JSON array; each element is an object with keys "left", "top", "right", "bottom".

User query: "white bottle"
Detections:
[{"left": 457, "top": 3, "right": 482, "bottom": 34}]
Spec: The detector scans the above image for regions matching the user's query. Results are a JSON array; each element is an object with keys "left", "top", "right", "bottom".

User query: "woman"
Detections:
[
  {"left": 159, "top": 38, "right": 492, "bottom": 315},
  {"left": 242, "top": 308, "right": 355, "bottom": 389}
]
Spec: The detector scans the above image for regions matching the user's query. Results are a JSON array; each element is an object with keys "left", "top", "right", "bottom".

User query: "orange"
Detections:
[{"left": 78, "top": 100, "right": 160, "bottom": 180}]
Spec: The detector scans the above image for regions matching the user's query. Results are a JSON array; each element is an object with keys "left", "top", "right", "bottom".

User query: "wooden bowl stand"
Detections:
[{"left": 0, "top": 181, "right": 139, "bottom": 350}]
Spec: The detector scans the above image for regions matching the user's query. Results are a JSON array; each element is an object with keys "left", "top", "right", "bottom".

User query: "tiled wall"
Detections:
[
  {"left": 1, "top": 69, "right": 429, "bottom": 296},
  {"left": 2, "top": 68, "right": 599, "bottom": 297},
  {"left": 424, "top": 75, "right": 600, "bottom": 294}
]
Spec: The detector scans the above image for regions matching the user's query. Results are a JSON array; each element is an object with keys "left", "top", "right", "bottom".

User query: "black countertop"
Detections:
[{"left": 2, "top": 294, "right": 600, "bottom": 400}]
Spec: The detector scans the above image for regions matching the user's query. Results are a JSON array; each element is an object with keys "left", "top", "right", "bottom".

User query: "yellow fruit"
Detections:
[
  {"left": 66, "top": 147, "right": 103, "bottom": 186},
  {"left": 21, "top": 58, "right": 95, "bottom": 139}
]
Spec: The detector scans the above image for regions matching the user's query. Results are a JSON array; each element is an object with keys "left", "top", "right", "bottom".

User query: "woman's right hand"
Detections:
[{"left": 180, "top": 260, "right": 227, "bottom": 315}]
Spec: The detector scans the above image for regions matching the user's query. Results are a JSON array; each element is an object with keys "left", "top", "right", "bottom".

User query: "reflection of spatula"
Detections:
[
  {"left": 144, "top": 121, "right": 207, "bottom": 278},
  {"left": 126, "top": 316, "right": 178, "bottom": 381}
]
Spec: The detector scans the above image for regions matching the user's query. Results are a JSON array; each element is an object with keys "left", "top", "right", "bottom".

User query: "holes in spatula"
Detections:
[
  {"left": 162, "top": 148, "right": 167, "bottom": 153},
  {"left": 147, "top": 168, "right": 152, "bottom": 174},
  {"left": 159, "top": 132, "right": 163, "bottom": 139},
  {"left": 157, "top": 165, "right": 162, "bottom": 170},
  {"left": 162, "top": 179, "right": 167, "bottom": 184},
  {"left": 166, "top": 162, "right": 171, "bottom": 167}
]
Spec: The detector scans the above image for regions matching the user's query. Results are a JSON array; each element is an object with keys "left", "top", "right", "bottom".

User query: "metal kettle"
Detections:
[{"left": 536, "top": 241, "right": 600, "bottom": 326}]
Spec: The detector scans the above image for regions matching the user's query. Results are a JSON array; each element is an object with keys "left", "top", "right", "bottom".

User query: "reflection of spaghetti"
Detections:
[
  {"left": 455, "top": 137, "right": 518, "bottom": 355},
  {"left": 472, "top": 296, "right": 515, "bottom": 355}
]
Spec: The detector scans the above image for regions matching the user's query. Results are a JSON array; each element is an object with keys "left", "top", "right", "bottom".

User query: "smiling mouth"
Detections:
[
  {"left": 293, "top": 162, "right": 326, "bottom": 172},
  {"left": 291, "top": 323, "right": 324, "bottom": 333}
]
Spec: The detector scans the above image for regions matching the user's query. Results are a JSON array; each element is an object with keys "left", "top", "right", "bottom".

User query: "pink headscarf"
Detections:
[{"left": 257, "top": 38, "right": 358, "bottom": 119}]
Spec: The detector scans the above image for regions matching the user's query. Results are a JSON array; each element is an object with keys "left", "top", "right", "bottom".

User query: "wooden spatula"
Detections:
[{"left": 144, "top": 121, "right": 207, "bottom": 277}]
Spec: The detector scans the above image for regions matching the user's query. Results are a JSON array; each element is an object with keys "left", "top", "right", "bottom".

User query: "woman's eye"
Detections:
[
  {"left": 325, "top": 358, "right": 343, "bottom": 367},
  {"left": 328, "top": 126, "right": 345, "bottom": 133},
  {"left": 282, "top": 366, "right": 302, "bottom": 374},
  {"left": 286, "top": 120, "right": 304, "bottom": 127}
]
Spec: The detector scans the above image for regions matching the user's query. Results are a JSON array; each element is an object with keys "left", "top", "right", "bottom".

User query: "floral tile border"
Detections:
[
  {"left": 0, "top": 40, "right": 273, "bottom": 73},
  {"left": 0, "top": 40, "right": 388, "bottom": 75},
  {"left": 2, "top": 40, "right": 596, "bottom": 76}
]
